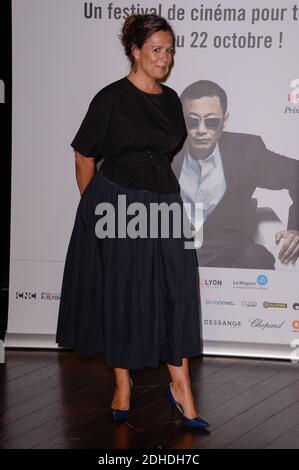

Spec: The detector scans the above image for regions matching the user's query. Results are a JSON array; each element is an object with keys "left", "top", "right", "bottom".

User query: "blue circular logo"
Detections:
[{"left": 257, "top": 275, "right": 268, "bottom": 286}]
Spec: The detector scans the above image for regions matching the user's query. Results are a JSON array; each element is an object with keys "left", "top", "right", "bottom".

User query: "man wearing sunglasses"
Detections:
[{"left": 172, "top": 80, "right": 299, "bottom": 269}]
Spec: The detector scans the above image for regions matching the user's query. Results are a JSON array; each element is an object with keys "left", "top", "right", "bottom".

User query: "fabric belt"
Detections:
[{"left": 105, "top": 150, "right": 172, "bottom": 161}]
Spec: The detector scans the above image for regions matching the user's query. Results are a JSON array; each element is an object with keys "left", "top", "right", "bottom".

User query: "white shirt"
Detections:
[{"left": 179, "top": 142, "right": 227, "bottom": 227}]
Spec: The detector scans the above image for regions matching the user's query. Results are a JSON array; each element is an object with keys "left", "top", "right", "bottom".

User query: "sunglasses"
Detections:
[{"left": 186, "top": 115, "right": 223, "bottom": 130}]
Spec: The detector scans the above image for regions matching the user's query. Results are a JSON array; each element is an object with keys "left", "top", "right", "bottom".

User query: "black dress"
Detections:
[{"left": 56, "top": 77, "right": 201, "bottom": 369}]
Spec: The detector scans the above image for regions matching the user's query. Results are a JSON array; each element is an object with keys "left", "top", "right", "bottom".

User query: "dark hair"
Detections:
[
  {"left": 121, "top": 14, "right": 175, "bottom": 67},
  {"left": 180, "top": 80, "right": 228, "bottom": 114}
]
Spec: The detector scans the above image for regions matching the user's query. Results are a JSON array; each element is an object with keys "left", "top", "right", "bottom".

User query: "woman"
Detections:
[{"left": 56, "top": 14, "right": 209, "bottom": 430}]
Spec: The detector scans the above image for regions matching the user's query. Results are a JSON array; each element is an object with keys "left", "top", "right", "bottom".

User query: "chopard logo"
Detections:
[{"left": 249, "top": 318, "right": 285, "bottom": 329}]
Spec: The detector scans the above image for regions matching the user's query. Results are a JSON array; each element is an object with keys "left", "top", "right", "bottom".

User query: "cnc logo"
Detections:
[{"left": 16, "top": 292, "right": 37, "bottom": 300}]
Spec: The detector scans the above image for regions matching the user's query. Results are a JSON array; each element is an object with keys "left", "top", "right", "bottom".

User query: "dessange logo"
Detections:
[{"left": 204, "top": 319, "right": 241, "bottom": 328}]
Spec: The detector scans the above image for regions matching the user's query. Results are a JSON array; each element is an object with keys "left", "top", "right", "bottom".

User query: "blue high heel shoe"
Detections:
[
  {"left": 111, "top": 378, "right": 133, "bottom": 423},
  {"left": 111, "top": 408, "right": 129, "bottom": 422},
  {"left": 166, "top": 383, "right": 210, "bottom": 430}
]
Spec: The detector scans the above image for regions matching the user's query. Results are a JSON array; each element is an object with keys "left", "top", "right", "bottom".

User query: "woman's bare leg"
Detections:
[
  {"left": 111, "top": 367, "right": 132, "bottom": 410},
  {"left": 166, "top": 358, "right": 198, "bottom": 419}
]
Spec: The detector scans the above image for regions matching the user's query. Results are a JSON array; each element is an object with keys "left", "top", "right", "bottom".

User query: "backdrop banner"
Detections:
[{"left": 8, "top": 0, "right": 299, "bottom": 360}]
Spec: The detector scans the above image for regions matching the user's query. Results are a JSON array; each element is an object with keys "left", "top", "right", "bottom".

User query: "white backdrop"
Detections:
[{"left": 7, "top": 0, "right": 299, "bottom": 360}]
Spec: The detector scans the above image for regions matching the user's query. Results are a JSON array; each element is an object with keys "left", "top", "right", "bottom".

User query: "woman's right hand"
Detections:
[{"left": 74, "top": 151, "right": 96, "bottom": 195}]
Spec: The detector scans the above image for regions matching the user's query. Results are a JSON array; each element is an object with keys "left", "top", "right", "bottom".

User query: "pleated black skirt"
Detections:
[{"left": 56, "top": 169, "right": 202, "bottom": 369}]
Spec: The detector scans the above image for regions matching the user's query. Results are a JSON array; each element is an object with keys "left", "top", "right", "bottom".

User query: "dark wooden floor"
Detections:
[{"left": 0, "top": 350, "right": 299, "bottom": 449}]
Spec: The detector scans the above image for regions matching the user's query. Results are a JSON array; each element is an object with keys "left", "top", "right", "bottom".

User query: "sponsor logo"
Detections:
[
  {"left": 249, "top": 318, "right": 285, "bottom": 329},
  {"left": 288, "top": 78, "right": 299, "bottom": 104},
  {"left": 284, "top": 79, "right": 299, "bottom": 114},
  {"left": 293, "top": 303, "right": 299, "bottom": 311},
  {"left": 200, "top": 279, "right": 223, "bottom": 288},
  {"left": 233, "top": 280, "right": 256, "bottom": 288},
  {"left": 257, "top": 275, "right": 268, "bottom": 286},
  {"left": 263, "top": 301, "right": 287, "bottom": 309},
  {"left": 204, "top": 319, "right": 241, "bottom": 328},
  {"left": 205, "top": 300, "right": 235, "bottom": 306},
  {"left": 292, "top": 320, "right": 299, "bottom": 330},
  {"left": 41, "top": 292, "right": 61, "bottom": 301},
  {"left": 16, "top": 292, "right": 37, "bottom": 300},
  {"left": 241, "top": 301, "right": 257, "bottom": 307},
  {"left": 233, "top": 274, "right": 268, "bottom": 290}
]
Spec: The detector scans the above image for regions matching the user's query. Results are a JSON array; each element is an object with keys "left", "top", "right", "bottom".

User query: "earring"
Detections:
[{"left": 133, "top": 61, "right": 138, "bottom": 73}]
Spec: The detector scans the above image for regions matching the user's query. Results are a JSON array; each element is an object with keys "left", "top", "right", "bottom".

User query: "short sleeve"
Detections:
[{"left": 70, "top": 88, "right": 114, "bottom": 160}]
